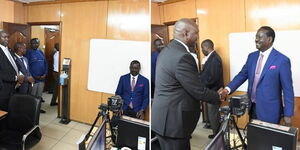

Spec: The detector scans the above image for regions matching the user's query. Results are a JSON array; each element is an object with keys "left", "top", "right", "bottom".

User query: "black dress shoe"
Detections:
[
  {"left": 50, "top": 102, "right": 58, "bottom": 106},
  {"left": 40, "top": 109, "right": 46, "bottom": 113},
  {"left": 208, "top": 134, "right": 216, "bottom": 139},
  {"left": 204, "top": 124, "right": 212, "bottom": 129}
]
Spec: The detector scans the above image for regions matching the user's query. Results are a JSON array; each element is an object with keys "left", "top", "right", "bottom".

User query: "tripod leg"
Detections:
[
  {"left": 85, "top": 111, "right": 102, "bottom": 141},
  {"left": 232, "top": 117, "right": 247, "bottom": 150}
]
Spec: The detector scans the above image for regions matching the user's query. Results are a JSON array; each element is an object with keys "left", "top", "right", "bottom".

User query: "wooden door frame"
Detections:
[{"left": 28, "top": 22, "right": 62, "bottom": 118}]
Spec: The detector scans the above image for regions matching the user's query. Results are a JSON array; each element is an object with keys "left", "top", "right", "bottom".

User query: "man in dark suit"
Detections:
[
  {"left": 151, "top": 19, "right": 222, "bottom": 150},
  {"left": 0, "top": 30, "right": 24, "bottom": 111},
  {"left": 199, "top": 39, "right": 224, "bottom": 139},
  {"left": 221, "top": 26, "right": 294, "bottom": 126},
  {"left": 13, "top": 42, "right": 35, "bottom": 94},
  {"left": 115, "top": 60, "right": 149, "bottom": 120}
]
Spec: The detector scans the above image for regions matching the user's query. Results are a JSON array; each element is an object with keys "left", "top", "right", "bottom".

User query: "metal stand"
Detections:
[
  {"left": 85, "top": 104, "right": 115, "bottom": 144},
  {"left": 222, "top": 113, "right": 247, "bottom": 150},
  {"left": 60, "top": 83, "right": 70, "bottom": 124}
]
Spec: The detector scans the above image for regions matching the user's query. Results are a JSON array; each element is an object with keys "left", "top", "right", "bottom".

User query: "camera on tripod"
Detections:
[
  {"left": 219, "top": 95, "right": 248, "bottom": 117},
  {"left": 99, "top": 95, "right": 123, "bottom": 114}
]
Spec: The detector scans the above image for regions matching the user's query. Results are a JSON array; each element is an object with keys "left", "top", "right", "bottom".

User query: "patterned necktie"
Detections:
[
  {"left": 251, "top": 54, "right": 264, "bottom": 102},
  {"left": 131, "top": 77, "right": 136, "bottom": 92},
  {"left": 129, "top": 77, "right": 136, "bottom": 109}
]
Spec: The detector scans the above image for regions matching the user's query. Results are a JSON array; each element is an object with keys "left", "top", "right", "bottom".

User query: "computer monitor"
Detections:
[
  {"left": 204, "top": 130, "right": 225, "bottom": 150},
  {"left": 86, "top": 120, "right": 106, "bottom": 150},
  {"left": 248, "top": 119, "right": 298, "bottom": 150},
  {"left": 117, "top": 116, "right": 149, "bottom": 150}
]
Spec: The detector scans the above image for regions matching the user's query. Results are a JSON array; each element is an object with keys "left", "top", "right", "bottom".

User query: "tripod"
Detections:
[
  {"left": 221, "top": 112, "right": 247, "bottom": 150},
  {"left": 85, "top": 104, "right": 116, "bottom": 144}
]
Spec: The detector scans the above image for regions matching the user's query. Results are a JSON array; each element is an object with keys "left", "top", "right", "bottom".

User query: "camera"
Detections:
[
  {"left": 219, "top": 95, "right": 248, "bottom": 117},
  {"left": 99, "top": 95, "right": 123, "bottom": 113}
]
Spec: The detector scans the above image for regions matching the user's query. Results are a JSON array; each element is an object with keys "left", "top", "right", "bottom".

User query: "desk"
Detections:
[{"left": 0, "top": 110, "right": 7, "bottom": 120}]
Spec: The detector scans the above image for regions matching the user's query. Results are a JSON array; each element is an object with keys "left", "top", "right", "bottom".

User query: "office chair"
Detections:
[{"left": 0, "top": 94, "right": 42, "bottom": 150}]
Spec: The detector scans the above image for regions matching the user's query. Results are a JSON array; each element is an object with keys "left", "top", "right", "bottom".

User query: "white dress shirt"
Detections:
[{"left": 53, "top": 51, "right": 59, "bottom": 72}]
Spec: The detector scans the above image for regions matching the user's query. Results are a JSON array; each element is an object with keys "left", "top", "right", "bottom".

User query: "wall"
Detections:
[
  {"left": 0, "top": 0, "right": 26, "bottom": 28},
  {"left": 153, "top": 0, "right": 300, "bottom": 133},
  {"left": 26, "top": 0, "right": 150, "bottom": 124}
]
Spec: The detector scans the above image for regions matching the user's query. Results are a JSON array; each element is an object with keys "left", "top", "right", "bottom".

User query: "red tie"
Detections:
[{"left": 251, "top": 54, "right": 264, "bottom": 102}]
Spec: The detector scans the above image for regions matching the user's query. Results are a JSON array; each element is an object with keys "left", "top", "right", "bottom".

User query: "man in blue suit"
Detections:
[
  {"left": 116, "top": 60, "right": 149, "bottom": 120},
  {"left": 221, "top": 26, "right": 294, "bottom": 126},
  {"left": 13, "top": 42, "right": 34, "bottom": 94}
]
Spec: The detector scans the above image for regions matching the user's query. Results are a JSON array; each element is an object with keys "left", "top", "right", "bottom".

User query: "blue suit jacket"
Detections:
[
  {"left": 115, "top": 73, "right": 149, "bottom": 112},
  {"left": 228, "top": 48, "right": 294, "bottom": 124},
  {"left": 14, "top": 55, "right": 32, "bottom": 94}
]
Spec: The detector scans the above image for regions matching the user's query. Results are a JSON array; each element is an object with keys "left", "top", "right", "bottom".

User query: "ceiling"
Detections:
[{"left": 13, "top": 0, "right": 54, "bottom": 3}]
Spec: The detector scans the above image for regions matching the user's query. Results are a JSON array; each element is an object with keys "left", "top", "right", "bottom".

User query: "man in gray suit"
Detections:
[{"left": 151, "top": 18, "right": 223, "bottom": 150}]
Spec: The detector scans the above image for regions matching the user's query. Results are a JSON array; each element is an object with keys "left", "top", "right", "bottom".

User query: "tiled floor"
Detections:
[
  {"left": 32, "top": 93, "right": 92, "bottom": 150},
  {"left": 35, "top": 93, "right": 300, "bottom": 150}
]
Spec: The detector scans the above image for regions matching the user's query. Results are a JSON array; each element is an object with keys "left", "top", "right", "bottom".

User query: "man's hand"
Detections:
[
  {"left": 283, "top": 116, "right": 292, "bottom": 126},
  {"left": 218, "top": 88, "right": 228, "bottom": 101},
  {"left": 136, "top": 110, "right": 145, "bottom": 120},
  {"left": 17, "top": 75, "right": 24, "bottom": 84},
  {"left": 15, "top": 82, "right": 21, "bottom": 89},
  {"left": 28, "top": 76, "right": 35, "bottom": 83},
  {"left": 40, "top": 75, "right": 46, "bottom": 80}
]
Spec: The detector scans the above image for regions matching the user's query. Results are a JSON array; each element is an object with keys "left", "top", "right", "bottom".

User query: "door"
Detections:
[
  {"left": 44, "top": 28, "right": 60, "bottom": 92},
  {"left": 151, "top": 25, "right": 169, "bottom": 52},
  {"left": 2, "top": 22, "right": 31, "bottom": 50}
]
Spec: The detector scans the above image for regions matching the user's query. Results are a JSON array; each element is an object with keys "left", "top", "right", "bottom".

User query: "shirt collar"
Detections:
[
  {"left": 0, "top": 44, "right": 8, "bottom": 51},
  {"left": 259, "top": 46, "right": 273, "bottom": 57},
  {"left": 205, "top": 50, "right": 215, "bottom": 59},
  {"left": 174, "top": 39, "right": 191, "bottom": 53},
  {"left": 14, "top": 53, "right": 23, "bottom": 59},
  {"left": 130, "top": 74, "right": 139, "bottom": 80}
]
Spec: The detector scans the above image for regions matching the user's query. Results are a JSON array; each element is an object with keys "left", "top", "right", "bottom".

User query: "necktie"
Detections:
[
  {"left": 129, "top": 77, "right": 136, "bottom": 109},
  {"left": 20, "top": 57, "right": 27, "bottom": 69},
  {"left": 251, "top": 54, "right": 264, "bottom": 102},
  {"left": 131, "top": 77, "right": 136, "bottom": 92}
]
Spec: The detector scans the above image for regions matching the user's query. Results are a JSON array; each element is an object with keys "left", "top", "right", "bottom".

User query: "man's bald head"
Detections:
[{"left": 173, "top": 18, "right": 199, "bottom": 47}]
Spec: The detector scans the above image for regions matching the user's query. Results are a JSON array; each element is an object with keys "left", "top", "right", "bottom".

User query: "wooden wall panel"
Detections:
[
  {"left": 106, "top": 0, "right": 149, "bottom": 41},
  {"left": 60, "top": 1, "right": 108, "bottom": 123},
  {"left": 28, "top": 4, "right": 61, "bottom": 22},
  {"left": 0, "top": 0, "right": 15, "bottom": 24},
  {"left": 245, "top": 0, "right": 300, "bottom": 31},
  {"left": 162, "top": 0, "right": 196, "bottom": 22},
  {"left": 151, "top": 2, "right": 161, "bottom": 25},
  {"left": 14, "top": 2, "right": 26, "bottom": 24}
]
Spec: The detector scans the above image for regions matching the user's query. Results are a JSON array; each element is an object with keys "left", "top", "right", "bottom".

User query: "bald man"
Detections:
[{"left": 151, "top": 18, "right": 222, "bottom": 149}]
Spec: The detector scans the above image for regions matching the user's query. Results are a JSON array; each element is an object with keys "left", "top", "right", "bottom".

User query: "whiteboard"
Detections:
[
  {"left": 229, "top": 30, "right": 300, "bottom": 96},
  {"left": 88, "top": 39, "right": 150, "bottom": 94}
]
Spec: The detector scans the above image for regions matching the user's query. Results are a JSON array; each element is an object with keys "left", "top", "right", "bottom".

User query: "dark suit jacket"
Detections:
[
  {"left": 0, "top": 47, "right": 18, "bottom": 100},
  {"left": 151, "top": 40, "right": 220, "bottom": 138},
  {"left": 115, "top": 73, "right": 149, "bottom": 112},
  {"left": 228, "top": 48, "right": 294, "bottom": 123},
  {"left": 199, "top": 51, "right": 224, "bottom": 91},
  {"left": 14, "top": 55, "right": 31, "bottom": 94}
]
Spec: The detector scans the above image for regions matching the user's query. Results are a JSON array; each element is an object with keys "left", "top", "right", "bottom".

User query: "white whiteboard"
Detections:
[
  {"left": 88, "top": 39, "right": 150, "bottom": 94},
  {"left": 229, "top": 30, "right": 300, "bottom": 96}
]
